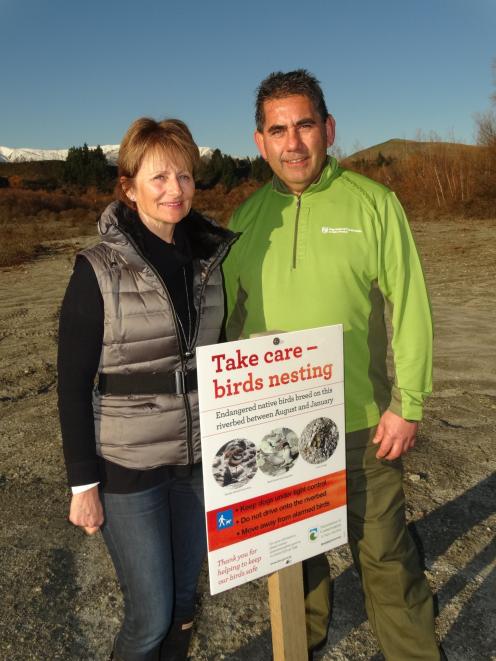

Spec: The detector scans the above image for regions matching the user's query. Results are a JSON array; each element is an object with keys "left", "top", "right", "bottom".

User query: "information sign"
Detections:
[{"left": 196, "top": 325, "right": 347, "bottom": 594}]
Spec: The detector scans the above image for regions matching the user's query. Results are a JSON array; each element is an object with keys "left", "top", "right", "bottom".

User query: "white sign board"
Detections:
[{"left": 196, "top": 325, "right": 347, "bottom": 594}]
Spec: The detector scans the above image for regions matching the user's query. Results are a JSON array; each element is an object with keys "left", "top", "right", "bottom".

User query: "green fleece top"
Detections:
[{"left": 223, "top": 157, "right": 433, "bottom": 433}]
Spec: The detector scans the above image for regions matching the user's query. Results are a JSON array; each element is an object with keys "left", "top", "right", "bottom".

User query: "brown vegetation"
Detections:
[
  {"left": 0, "top": 189, "right": 111, "bottom": 267},
  {"left": 344, "top": 140, "right": 496, "bottom": 219},
  {"left": 0, "top": 181, "right": 261, "bottom": 268},
  {"left": 1, "top": 139, "right": 495, "bottom": 269},
  {"left": 194, "top": 180, "right": 261, "bottom": 224}
]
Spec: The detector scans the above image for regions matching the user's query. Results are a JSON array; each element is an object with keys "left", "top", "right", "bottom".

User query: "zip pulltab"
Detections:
[{"left": 292, "top": 196, "right": 302, "bottom": 269}]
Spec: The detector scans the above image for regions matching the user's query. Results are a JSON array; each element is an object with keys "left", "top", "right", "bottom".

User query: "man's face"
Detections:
[{"left": 254, "top": 94, "right": 335, "bottom": 194}]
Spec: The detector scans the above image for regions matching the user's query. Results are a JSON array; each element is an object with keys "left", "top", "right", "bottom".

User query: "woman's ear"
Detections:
[{"left": 120, "top": 176, "right": 135, "bottom": 202}]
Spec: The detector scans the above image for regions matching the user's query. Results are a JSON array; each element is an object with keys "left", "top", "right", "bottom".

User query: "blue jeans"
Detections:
[{"left": 100, "top": 465, "right": 206, "bottom": 661}]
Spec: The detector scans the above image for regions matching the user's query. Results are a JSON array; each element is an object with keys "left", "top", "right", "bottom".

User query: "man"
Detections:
[{"left": 222, "top": 70, "right": 440, "bottom": 660}]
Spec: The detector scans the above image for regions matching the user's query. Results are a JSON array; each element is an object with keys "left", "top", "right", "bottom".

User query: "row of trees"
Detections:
[
  {"left": 63, "top": 144, "right": 115, "bottom": 190},
  {"left": 196, "top": 149, "right": 272, "bottom": 189},
  {"left": 62, "top": 144, "right": 272, "bottom": 191}
]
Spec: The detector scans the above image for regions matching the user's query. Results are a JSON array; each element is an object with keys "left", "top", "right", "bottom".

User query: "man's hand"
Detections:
[
  {"left": 69, "top": 485, "right": 104, "bottom": 535},
  {"left": 373, "top": 410, "right": 418, "bottom": 461}
]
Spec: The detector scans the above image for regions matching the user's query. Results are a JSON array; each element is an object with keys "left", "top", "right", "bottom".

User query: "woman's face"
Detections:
[{"left": 126, "top": 149, "right": 195, "bottom": 239}]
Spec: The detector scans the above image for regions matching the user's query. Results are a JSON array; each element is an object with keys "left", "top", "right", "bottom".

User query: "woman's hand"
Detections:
[{"left": 69, "top": 485, "right": 104, "bottom": 535}]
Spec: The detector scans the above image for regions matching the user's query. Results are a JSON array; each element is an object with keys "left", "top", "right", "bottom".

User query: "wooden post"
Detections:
[{"left": 268, "top": 562, "right": 308, "bottom": 661}]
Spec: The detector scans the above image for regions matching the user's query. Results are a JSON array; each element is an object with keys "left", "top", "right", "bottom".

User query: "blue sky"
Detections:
[{"left": 2, "top": 0, "right": 495, "bottom": 156}]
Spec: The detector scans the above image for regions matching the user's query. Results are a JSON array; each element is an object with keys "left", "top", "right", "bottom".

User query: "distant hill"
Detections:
[{"left": 345, "top": 138, "right": 481, "bottom": 163}]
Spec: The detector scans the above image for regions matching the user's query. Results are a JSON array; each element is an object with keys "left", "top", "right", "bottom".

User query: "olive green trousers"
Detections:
[{"left": 303, "top": 427, "right": 439, "bottom": 660}]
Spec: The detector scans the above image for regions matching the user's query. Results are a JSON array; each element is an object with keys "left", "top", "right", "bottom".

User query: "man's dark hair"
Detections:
[{"left": 255, "top": 69, "right": 329, "bottom": 131}]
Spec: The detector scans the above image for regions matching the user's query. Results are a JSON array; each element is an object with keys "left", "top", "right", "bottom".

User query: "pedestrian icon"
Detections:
[{"left": 217, "top": 509, "right": 234, "bottom": 530}]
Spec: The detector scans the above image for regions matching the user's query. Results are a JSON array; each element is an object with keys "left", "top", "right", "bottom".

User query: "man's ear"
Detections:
[
  {"left": 254, "top": 130, "right": 267, "bottom": 160},
  {"left": 326, "top": 115, "right": 336, "bottom": 148}
]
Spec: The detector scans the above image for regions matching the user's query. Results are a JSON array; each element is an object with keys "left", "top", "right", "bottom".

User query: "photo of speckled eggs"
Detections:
[{"left": 299, "top": 417, "right": 339, "bottom": 464}]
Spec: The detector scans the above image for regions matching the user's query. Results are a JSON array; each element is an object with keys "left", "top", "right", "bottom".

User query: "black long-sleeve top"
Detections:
[{"left": 57, "top": 217, "right": 196, "bottom": 494}]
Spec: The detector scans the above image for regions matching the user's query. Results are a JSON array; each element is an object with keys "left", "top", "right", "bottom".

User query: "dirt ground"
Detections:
[{"left": 0, "top": 217, "right": 495, "bottom": 661}]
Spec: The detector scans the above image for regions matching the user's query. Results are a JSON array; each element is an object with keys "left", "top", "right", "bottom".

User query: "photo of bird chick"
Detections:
[{"left": 256, "top": 428, "right": 299, "bottom": 477}]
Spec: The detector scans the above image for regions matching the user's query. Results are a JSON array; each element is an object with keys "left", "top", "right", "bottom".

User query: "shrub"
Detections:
[
  {"left": 343, "top": 142, "right": 496, "bottom": 219},
  {"left": 63, "top": 144, "right": 113, "bottom": 190},
  {"left": 0, "top": 189, "right": 101, "bottom": 266}
]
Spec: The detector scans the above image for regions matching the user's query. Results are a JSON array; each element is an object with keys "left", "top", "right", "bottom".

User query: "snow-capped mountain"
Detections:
[
  {"left": 0, "top": 145, "right": 214, "bottom": 165},
  {"left": 0, "top": 145, "right": 120, "bottom": 165}
]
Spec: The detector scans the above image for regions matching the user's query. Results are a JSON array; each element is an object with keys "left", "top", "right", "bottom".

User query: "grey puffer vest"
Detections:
[{"left": 80, "top": 201, "right": 237, "bottom": 470}]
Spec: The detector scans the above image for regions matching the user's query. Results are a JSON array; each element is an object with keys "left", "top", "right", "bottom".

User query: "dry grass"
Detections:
[
  {"left": 1, "top": 142, "right": 495, "bottom": 269},
  {"left": 0, "top": 189, "right": 111, "bottom": 267},
  {"left": 343, "top": 143, "right": 496, "bottom": 219},
  {"left": 194, "top": 180, "right": 262, "bottom": 225},
  {"left": 0, "top": 184, "right": 258, "bottom": 268}
]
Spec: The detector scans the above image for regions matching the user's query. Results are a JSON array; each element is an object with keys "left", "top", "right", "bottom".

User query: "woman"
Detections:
[{"left": 58, "top": 118, "right": 236, "bottom": 660}]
